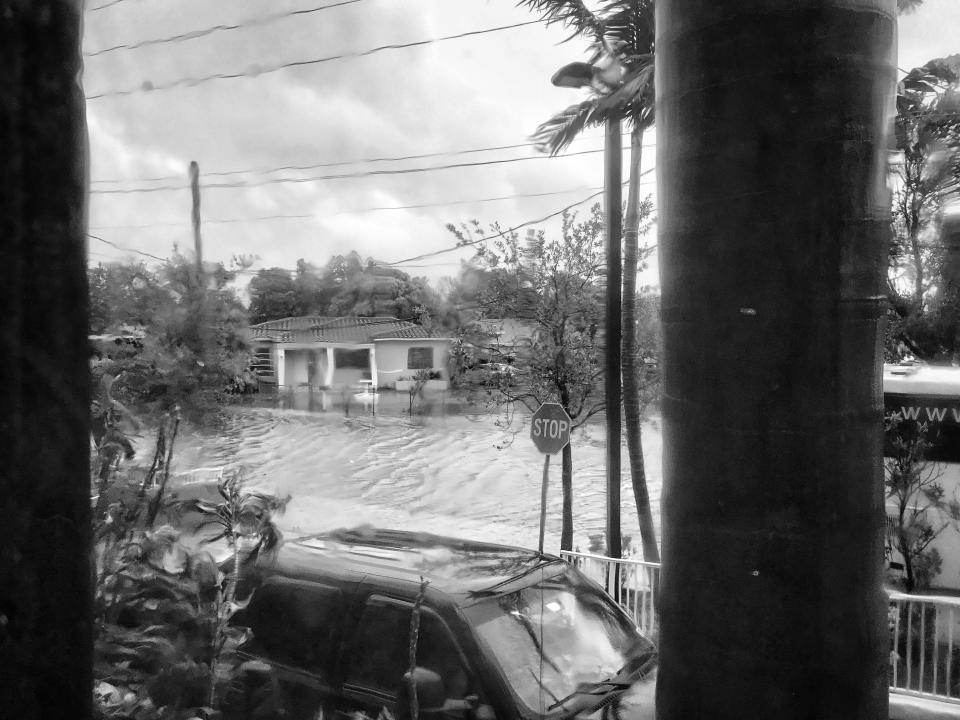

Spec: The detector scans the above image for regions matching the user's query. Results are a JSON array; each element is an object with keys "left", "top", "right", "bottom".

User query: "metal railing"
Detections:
[
  {"left": 560, "top": 550, "right": 660, "bottom": 638},
  {"left": 889, "top": 590, "right": 960, "bottom": 703},
  {"left": 560, "top": 551, "right": 960, "bottom": 705}
]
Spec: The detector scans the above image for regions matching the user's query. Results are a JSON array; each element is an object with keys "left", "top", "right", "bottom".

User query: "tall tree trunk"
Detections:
[
  {"left": 604, "top": 117, "right": 623, "bottom": 559},
  {"left": 656, "top": 2, "right": 894, "bottom": 719},
  {"left": 0, "top": 2, "right": 91, "bottom": 718},
  {"left": 622, "top": 125, "right": 660, "bottom": 564},
  {"left": 561, "top": 443, "right": 573, "bottom": 551}
]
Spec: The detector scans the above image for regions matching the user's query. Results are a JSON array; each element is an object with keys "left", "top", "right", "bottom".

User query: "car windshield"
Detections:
[{"left": 463, "top": 577, "right": 653, "bottom": 717}]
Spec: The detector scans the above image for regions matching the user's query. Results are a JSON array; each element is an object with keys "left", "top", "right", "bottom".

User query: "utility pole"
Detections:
[
  {"left": 189, "top": 160, "right": 203, "bottom": 284},
  {"left": 604, "top": 115, "right": 623, "bottom": 560},
  {"left": 0, "top": 1, "right": 92, "bottom": 717}
]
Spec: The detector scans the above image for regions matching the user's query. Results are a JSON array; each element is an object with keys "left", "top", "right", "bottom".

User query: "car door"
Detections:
[
  {"left": 241, "top": 578, "right": 345, "bottom": 720},
  {"left": 336, "top": 594, "right": 478, "bottom": 720}
]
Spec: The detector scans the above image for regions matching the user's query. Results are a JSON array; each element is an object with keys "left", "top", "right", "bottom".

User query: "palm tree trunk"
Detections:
[
  {"left": 656, "top": 2, "right": 894, "bottom": 719},
  {"left": 604, "top": 117, "right": 623, "bottom": 560},
  {"left": 0, "top": 2, "right": 91, "bottom": 717},
  {"left": 622, "top": 125, "right": 660, "bottom": 564},
  {"left": 561, "top": 443, "right": 573, "bottom": 551}
]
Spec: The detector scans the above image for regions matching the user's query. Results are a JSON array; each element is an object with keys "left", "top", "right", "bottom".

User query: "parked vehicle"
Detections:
[{"left": 223, "top": 528, "right": 657, "bottom": 720}]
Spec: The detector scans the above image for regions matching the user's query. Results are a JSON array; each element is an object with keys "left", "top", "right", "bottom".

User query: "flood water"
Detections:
[{"left": 165, "top": 390, "right": 663, "bottom": 555}]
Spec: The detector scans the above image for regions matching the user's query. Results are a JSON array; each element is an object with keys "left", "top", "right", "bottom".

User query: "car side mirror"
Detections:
[{"left": 403, "top": 667, "right": 446, "bottom": 711}]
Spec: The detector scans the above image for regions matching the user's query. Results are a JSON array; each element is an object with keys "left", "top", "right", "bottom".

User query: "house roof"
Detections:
[{"left": 250, "top": 316, "right": 446, "bottom": 344}]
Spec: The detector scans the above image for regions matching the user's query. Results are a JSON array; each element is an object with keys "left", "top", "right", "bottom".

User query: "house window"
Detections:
[
  {"left": 407, "top": 347, "right": 434, "bottom": 370},
  {"left": 334, "top": 348, "right": 369, "bottom": 369}
]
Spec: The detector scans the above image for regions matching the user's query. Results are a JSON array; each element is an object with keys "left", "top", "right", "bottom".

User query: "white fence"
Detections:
[
  {"left": 561, "top": 551, "right": 960, "bottom": 705},
  {"left": 560, "top": 550, "right": 660, "bottom": 639}
]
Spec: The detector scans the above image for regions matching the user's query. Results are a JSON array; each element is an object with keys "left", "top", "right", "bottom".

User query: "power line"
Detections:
[
  {"left": 89, "top": 185, "right": 613, "bottom": 229},
  {"left": 88, "top": 0, "right": 135, "bottom": 11},
  {"left": 88, "top": 146, "right": 633, "bottom": 195},
  {"left": 84, "top": 20, "right": 542, "bottom": 100},
  {"left": 88, "top": 233, "right": 168, "bottom": 262},
  {"left": 85, "top": 0, "right": 366, "bottom": 57},
  {"left": 87, "top": 170, "right": 655, "bottom": 270},
  {"left": 383, "top": 168, "right": 655, "bottom": 267},
  {"left": 90, "top": 136, "right": 655, "bottom": 185}
]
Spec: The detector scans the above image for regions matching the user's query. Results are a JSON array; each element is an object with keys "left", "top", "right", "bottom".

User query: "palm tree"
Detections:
[
  {"left": 654, "top": 1, "right": 896, "bottom": 717},
  {"left": 521, "top": 0, "right": 659, "bottom": 563}
]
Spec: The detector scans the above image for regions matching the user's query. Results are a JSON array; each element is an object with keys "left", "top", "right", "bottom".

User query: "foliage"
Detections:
[
  {"left": 521, "top": 0, "right": 655, "bottom": 154},
  {"left": 521, "top": 0, "right": 659, "bottom": 562},
  {"left": 91, "top": 414, "right": 287, "bottom": 719},
  {"left": 89, "top": 251, "right": 253, "bottom": 425},
  {"left": 450, "top": 206, "right": 608, "bottom": 425},
  {"left": 886, "top": 55, "right": 960, "bottom": 360},
  {"left": 248, "top": 252, "right": 443, "bottom": 327},
  {"left": 884, "top": 412, "right": 960, "bottom": 592},
  {"left": 449, "top": 205, "right": 615, "bottom": 550}
]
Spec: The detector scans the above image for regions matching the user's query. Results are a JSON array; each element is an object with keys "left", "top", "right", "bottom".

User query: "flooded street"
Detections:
[{"left": 167, "top": 392, "right": 663, "bottom": 554}]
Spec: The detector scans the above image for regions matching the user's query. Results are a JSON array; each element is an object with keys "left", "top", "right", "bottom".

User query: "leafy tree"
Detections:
[
  {"left": 249, "top": 253, "right": 444, "bottom": 326},
  {"left": 450, "top": 205, "right": 621, "bottom": 550},
  {"left": 886, "top": 56, "right": 960, "bottom": 359},
  {"left": 89, "top": 253, "right": 251, "bottom": 424},
  {"left": 521, "top": 0, "right": 659, "bottom": 562},
  {"left": 248, "top": 267, "right": 298, "bottom": 323},
  {"left": 885, "top": 413, "right": 960, "bottom": 593}
]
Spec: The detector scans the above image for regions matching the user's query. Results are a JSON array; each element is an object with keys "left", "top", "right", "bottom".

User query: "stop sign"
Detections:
[{"left": 531, "top": 403, "right": 572, "bottom": 454}]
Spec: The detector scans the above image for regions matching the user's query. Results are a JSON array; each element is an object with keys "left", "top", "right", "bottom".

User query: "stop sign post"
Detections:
[{"left": 531, "top": 403, "right": 572, "bottom": 552}]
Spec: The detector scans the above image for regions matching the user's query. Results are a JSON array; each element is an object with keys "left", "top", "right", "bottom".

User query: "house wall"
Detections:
[
  {"left": 374, "top": 339, "right": 451, "bottom": 388},
  {"left": 283, "top": 350, "right": 310, "bottom": 387}
]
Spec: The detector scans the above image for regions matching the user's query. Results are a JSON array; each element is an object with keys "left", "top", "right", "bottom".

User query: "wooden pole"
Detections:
[
  {"left": 604, "top": 115, "right": 623, "bottom": 560},
  {"left": 0, "top": 1, "right": 92, "bottom": 717},
  {"left": 190, "top": 160, "right": 202, "bottom": 279}
]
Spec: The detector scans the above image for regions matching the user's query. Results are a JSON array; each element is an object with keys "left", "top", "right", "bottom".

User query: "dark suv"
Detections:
[{"left": 224, "top": 528, "right": 657, "bottom": 720}]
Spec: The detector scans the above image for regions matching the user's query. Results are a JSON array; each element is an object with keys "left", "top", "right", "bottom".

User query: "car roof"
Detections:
[{"left": 260, "top": 527, "right": 564, "bottom": 597}]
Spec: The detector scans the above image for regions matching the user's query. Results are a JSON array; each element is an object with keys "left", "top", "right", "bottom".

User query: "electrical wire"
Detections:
[
  {"left": 88, "top": 185, "right": 614, "bottom": 229},
  {"left": 88, "top": 0, "right": 135, "bottom": 11},
  {"left": 88, "top": 233, "right": 168, "bottom": 262},
  {"left": 381, "top": 172, "right": 652, "bottom": 268},
  {"left": 84, "top": 20, "right": 543, "bottom": 100},
  {"left": 85, "top": 0, "right": 366, "bottom": 57},
  {"left": 87, "top": 171, "right": 655, "bottom": 268},
  {"left": 88, "top": 146, "right": 634, "bottom": 195},
  {"left": 90, "top": 137, "right": 654, "bottom": 185}
]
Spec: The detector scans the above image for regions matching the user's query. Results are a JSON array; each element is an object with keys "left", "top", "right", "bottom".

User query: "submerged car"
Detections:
[{"left": 224, "top": 527, "right": 657, "bottom": 720}]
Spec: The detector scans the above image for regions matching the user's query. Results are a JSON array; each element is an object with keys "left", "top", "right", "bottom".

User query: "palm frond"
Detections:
[
  {"left": 516, "top": 0, "right": 604, "bottom": 43},
  {"left": 603, "top": 60, "right": 655, "bottom": 127},
  {"left": 532, "top": 100, "right": 605, "bottom": 155},
  {"left": 597, "top": 0, "right": 655, "bottom": 54},
  {"left": 897, "top": 0, "right": 924, "bottom": 14}
]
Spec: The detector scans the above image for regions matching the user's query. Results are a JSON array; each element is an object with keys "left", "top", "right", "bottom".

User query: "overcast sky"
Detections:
[{"left": 83, "top": 0, "right": 960, "bottom": 289}]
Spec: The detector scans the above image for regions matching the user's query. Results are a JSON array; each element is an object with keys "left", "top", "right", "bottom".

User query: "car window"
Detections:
[
  {"left": 344, "top": 597, "right": 410, "bottom": 695},
  {"left": 418, "top": 614, "right": 471, "bottom": 700},
  {"left": 248, "top": 579, "right": 343, "bottom": 671},
  {"left": 343, "top": 596, "right": 471, "bottom": 700}
]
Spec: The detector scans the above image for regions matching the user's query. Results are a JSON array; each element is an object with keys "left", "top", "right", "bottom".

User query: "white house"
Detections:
[{"left": 250, "top": 316, "right": 454, "bottom": 391}]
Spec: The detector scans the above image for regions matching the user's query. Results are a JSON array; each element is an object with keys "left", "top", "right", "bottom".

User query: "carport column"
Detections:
[
  {"left": 325, "top": 347, "right": 335, "bottom": 387},
  {"left": 275, "top": 347, "right": 285, "bottom": 389}
]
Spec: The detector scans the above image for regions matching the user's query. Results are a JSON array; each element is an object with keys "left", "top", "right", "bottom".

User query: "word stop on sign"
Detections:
[{"left": 532, "top": 418, "right": 569, "bottom": 438}]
